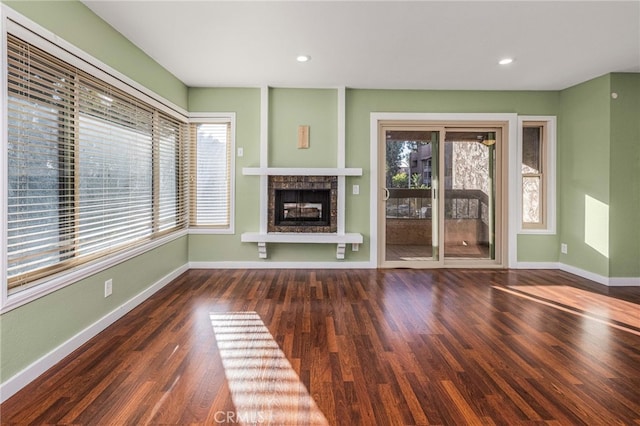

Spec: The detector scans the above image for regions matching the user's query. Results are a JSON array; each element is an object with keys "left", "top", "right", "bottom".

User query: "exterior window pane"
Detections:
[
  {"left": 519, "top": 117, "right": 555, "bottom": 233},
  {"left": 522, "top": 176, "right": 541, "bottom": 224},
  {"left": 522, "top": 127, "right": 541, "bottom": 174},
  {"left": 7, "top": 99, "right": 66, "bottom": 279}
]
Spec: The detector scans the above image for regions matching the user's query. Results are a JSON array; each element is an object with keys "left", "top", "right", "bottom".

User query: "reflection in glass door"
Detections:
[
  {"left": 443, "top": 131, "right": 496, "bottom": 259},
  {"left": 382, "top": 128, "right": 440, "bottom": 265}
]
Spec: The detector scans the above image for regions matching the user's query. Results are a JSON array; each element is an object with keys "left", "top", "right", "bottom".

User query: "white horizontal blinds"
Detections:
[
  {"left": 5, "top": 34, "right": 187, "bottom": 291},
  {"left": 157, "top": 113, "right": 187, "bottom": 232},
  {"left": 77, "top": 75, "right": 154, "bottom": 255},
  {"left": 6, "top": 34, "right": 77, "bottom": 286},
  {"left": 192, "top": 123, "right": 231, "bottom": 227}
]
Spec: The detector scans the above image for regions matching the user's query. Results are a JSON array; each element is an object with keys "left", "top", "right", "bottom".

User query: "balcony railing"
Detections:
[
  {"left": 385, "top": 188, "right": 491, "bottom": 248},
  {"left": 386, "top": 188, "right": 489, "bottom": 222}
]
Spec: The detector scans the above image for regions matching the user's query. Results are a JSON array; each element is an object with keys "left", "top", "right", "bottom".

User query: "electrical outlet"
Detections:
[
  {"left": 561, "top": 243, "right": 568, "bottom": 254},
  {"left": 104, "top": 279, "right": 113, "bottom": 297}
]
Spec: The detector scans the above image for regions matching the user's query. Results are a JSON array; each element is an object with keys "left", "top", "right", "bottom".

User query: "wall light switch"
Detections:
[
  {"left": 237, "top": 147, "right": 244, "bottom": 157},
  {"left": 353, "top": 185, "right": 360, "bottom": 195}
]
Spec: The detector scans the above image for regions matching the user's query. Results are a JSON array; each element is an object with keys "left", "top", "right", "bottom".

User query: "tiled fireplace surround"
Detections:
[{"left": 268, "top": 175, "right": 338, "bottom": 233}]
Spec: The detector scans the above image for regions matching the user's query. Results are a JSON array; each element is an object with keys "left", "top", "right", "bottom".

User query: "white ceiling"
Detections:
[{"left": 82, "top": 1, "right": 640, "bottom": 91}]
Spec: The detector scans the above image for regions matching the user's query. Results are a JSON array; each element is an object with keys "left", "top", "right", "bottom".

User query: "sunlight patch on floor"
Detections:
[
  {"left": 210, "top": 312, "right": 328, "bottom": 425},
  {"left": 495, "top": 285, "right": 640, "bottom": 336}
]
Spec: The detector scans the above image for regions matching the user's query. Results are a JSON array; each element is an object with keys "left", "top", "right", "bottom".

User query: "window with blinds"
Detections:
[
  {"left": 6, "top": 33, "right": 188, "bottom": 292},
  {"left": 189, "top": 122, "right": 233, "bottom": 228}
]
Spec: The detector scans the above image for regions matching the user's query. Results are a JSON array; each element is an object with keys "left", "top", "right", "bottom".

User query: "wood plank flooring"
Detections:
[{"left": 2, "top": 269, "right": 639, "bottom": 425}]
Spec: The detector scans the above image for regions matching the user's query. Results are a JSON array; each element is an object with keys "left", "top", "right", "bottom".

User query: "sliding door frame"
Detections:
[
  {"left": 378, "top": 123, "right": 445, "bottom": 268},
  {"left": 369, "top": 113, "right": 518, "bottom": 269}
]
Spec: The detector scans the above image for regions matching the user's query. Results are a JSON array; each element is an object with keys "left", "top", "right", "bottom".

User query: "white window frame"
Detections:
[
  {"left": 517, "top": 116, "right": 557, "bottom": 234},
  {"left": 188, "top": 113, "right": 236, "bottom": 235},
  {"left": 0, "top": 6, "right": 189, "bottom": 312}
]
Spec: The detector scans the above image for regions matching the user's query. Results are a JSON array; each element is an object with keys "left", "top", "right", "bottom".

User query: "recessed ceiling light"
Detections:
[
  {"left": 296, "top": 55, "right": 311, "bottom": 63},
  {"left": 499, "top": 58, "right": 514, "bottom": 65}
]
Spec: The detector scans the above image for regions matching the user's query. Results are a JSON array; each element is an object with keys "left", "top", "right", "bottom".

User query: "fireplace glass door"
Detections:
[{"left": 275, "top": 189, "right": 330, "bottom": 227}]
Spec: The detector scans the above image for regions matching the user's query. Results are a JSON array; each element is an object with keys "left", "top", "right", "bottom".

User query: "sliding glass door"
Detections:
[
  {"left": 379, "top": 122, "right": 504, "bottom": 268},
  {"left": 443, "top": 130, "right": 496, "bottom": 260},
  {"left": 380, "top": 126, "right": 442, "bottom": 267}
]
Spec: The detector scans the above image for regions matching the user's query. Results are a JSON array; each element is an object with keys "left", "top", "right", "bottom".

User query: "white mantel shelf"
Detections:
[
  {"left": 241, "top": 232, "right": 363, "bottom": 259},
  {"left": 242, "top": 167, "right": 362, "bottom": 176}
]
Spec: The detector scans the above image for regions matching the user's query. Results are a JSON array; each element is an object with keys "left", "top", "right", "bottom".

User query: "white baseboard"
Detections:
[
  {"left": 189, "top": 261, "right": 375, "bottom": 269},
  {"left": 558, "top": 263, "right": 609, "bottom": 285},
  {"left": 0, "top": 263, "right": 189, "bottom": 403},
  {"left": 194, "top": 261, "right": 639, "bottom": 286},
  {"left": 559, "top": 263, "right": 640, "bottom": 287},
  {"left": 607, "top": 276, "right": 640, "bottom": 286},
  {"left": 508, "top": 261, "right": 640, "bottom": 287}
]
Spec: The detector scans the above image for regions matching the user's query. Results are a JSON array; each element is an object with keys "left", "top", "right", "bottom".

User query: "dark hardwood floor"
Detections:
[{"left": 2, "top": 268, "right": 639, "bottom": 425}]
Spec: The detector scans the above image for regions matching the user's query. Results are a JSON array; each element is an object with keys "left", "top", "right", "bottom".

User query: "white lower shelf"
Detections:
[{"left": 241, "top": 232, "right": 363, "bottom": 259}]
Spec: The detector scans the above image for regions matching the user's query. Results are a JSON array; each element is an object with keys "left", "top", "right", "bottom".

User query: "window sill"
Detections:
[
  {"left": 1, "top": 229, "right": 188, "bottom": 314},
  {"left": 518, "top": 227, "right": 557, "bottom": 235},
  {"left": 188, "top": 228, "right": 235, "bottom": 235}
]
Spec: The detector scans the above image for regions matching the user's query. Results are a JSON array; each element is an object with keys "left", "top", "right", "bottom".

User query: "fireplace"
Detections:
[
  {"left": 275, "top": 189, "right": 330, "bottom": 227},
  {"left": 268, "top": 176, "right": 337, "bottom": 233}
]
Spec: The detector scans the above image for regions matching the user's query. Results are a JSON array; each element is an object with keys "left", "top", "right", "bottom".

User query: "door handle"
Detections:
[{"left": 383, "top": 188, "right": 390, "bottom": 201}]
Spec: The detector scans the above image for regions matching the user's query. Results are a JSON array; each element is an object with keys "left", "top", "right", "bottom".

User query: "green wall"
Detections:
[
  {"left": 558, "top": 75, "right": 611, "bottom": 276},
  {"left": 558, "top": 74, "right": 640, "bottom": 278},
  {"left": 270, "top": 88, "right": 338, "bottom": 168},
  {"left": 2, "top": 0, "right": 188, "bottom": 109},
  {"left": 609, "top": 74, "right": 640, "bottom": 277},
  {"left": 186, "top": 83, "right": 638, "bottom": 273},
  {"left": 187, "top": 88, "right": 562, "bottom": 264}
]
